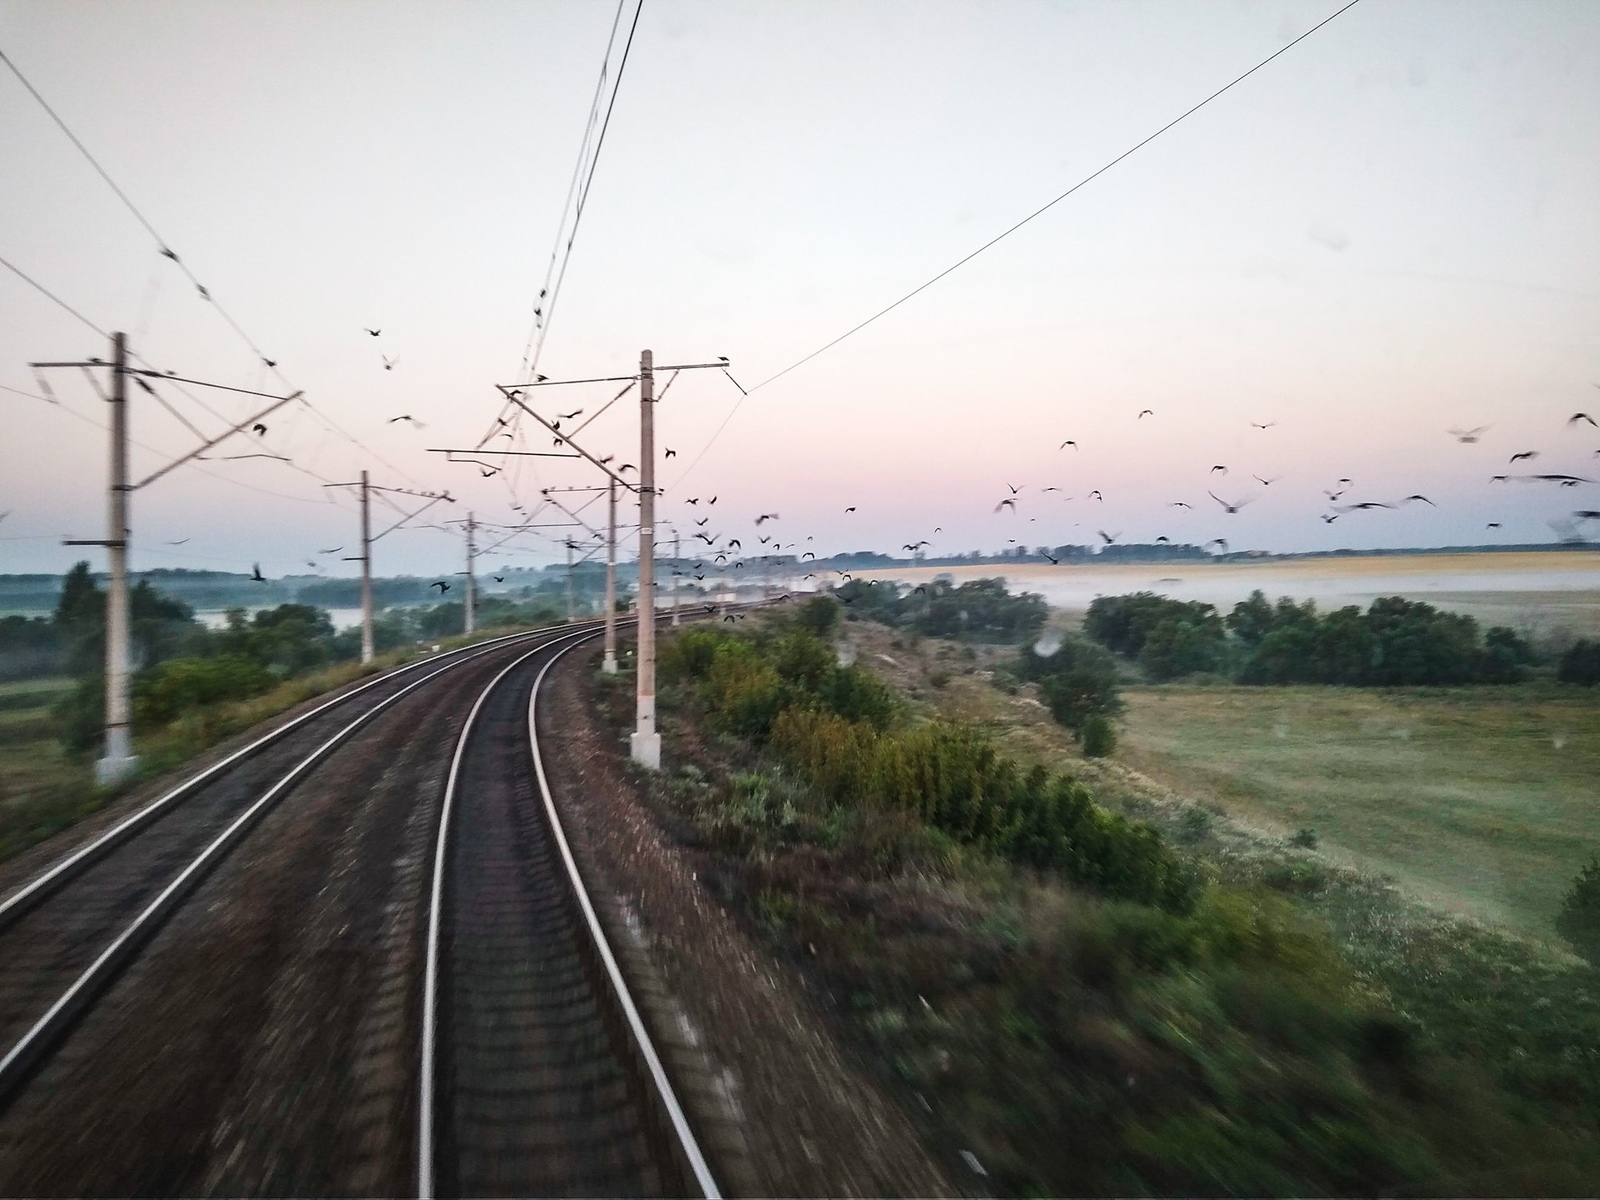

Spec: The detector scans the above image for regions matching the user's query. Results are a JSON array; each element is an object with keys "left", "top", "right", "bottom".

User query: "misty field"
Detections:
[{"left": 1116, "top": 682, "right": 1600, "bottom": 936}]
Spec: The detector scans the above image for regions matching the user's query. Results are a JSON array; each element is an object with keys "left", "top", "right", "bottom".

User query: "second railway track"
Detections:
[{"left": 0, "top": 621, "right": 602, "bottom": 1193}]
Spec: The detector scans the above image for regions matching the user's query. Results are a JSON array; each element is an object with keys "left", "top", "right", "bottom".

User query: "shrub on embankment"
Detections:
[{"left": 663, "top": 621, "right": 1193, "bottom": 910}]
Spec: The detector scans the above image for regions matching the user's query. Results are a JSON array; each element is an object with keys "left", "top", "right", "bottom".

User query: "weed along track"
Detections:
[
  {"left": 421, "top": 629, "right": 719, "bottom": 1198},
  {"left": 0, "top": 622, "right": 608, "bottom": 1193}
]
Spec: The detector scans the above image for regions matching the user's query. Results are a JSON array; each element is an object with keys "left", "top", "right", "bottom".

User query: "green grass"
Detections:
[{"left": 1115, "top": 684, "right": 1600, "bottom": 937}]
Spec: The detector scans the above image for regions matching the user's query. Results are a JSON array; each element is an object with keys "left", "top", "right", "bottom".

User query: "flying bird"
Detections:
[
  {"left": 708, "top": 496, "right": 718, "bottom": 505},
  {"left": 1251, "top": 421, "right": 1276, "bottom": 429},
  {"left": 1569, "top": 413, "right": 1597, "bottom": 428},
  {"left": 1509, "top": 451, "right": 1539, "bottom": 463},
  {"left": 755, "top": 513, "right": 779, "bottom": 524},
  {"left": 1320, "top": 514, "right": 1339, "bottom": 524},
  {"left": 431, "top": 581, "right": 450, "bottom": 593},
  {"left": 1448, "top": 426, "right": 1488, "bottom": 443},
  {"left": 994, "top": 498, "right": 1017, "bottom": 513},
  {"left": 388, "top": 415, "right": 424, "bottom": 427},
  {"left": 1041, "top": 551, "right": 1060, "bottom": 564},
  {"left": 666, "top": 448, "right": 677, "bottom": 457},
  {"left": 1097, "top": 530, "right": 1120, "bottom": 544},
  {"left": 1486, "top": 522, "right": 1501, "bottom": 528},
  {"left": 1334, "top": 501, "right": 1396, "bottom": 512},
  {"left": 844, "top": 506, "right": 856, "bottom": 513},
  {"left": 695, "top": 517, "right": 709, "bottom": 526},
  {"left": 1155, "top": 535, "right": 1170, "bottom": 543},
  {"left": 1207, "top": 538, "right": 1229, "bottom": 553},
  {"left": 493, "top": 575, "right": 505, "bottom": 583},
  {"left": 319, "top": 546, "right": 343, "bottom": 554},
  {"left": 382, "top": 355, "right": 398, "bottom": 371},
  {"left": 166, "top": 538, "right": 189, "bottom": 545},
  {"left": 251, "top": 563, "right": 265, "bottom": 582},
  {"left": 365, "top": 328, "right": 381, "bottom": 337},
  {"left": 252, "top": 423, "right": 267, "bottom": 436},
  {"left": 558, "top": 409, "right": 583, "bottom": 420},
  {"left": 262, "top": 357, "right": 277, "bottom": 368},
  {"left": 1088, "top": 489, "right": 1104, "bottom": 501},
  {"left": 1253, "top": 475, "right": 1280, "bottom": 486},
  {"left": 1059, "top": 439, "right": 1078, "bottom": 450},
  {"left": 1400, "top": 494, "right": 1436, "bottom": 507},
  {"left": 1209, "top": 492, "right": 1253, "bottom": 514},
  {"left": 160, "top": 247, "right": 178, "bottom": 262},
  {"left": 1169, "top": 501, "right": 1192, "bottom": 509},
  {"left": 1138, "top": 409, "right": 1153, "bottom": 419}
]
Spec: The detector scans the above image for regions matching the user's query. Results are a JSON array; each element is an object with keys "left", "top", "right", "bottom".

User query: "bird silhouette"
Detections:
[
  {"left": 1042, "top": 551, "right": 1060, "bottom": 564},
  {"left": 666, "top": 448, "right": 677, "bottom": 457},
  {"left": 1486, "top": 521, "right": 1501, "bottom": 528},
  {"left": 685, "top": 498, "right": 699, "bottom": 505},
  {"left": 1210, "top": 465, "right": 1228, "bottom": 474},
  {"left": 1059, "top": 439, "right": 1078, "bottom": 450},
  {"left": 382, "top": 355, "right": 398, "bottom": 371},
  {"left": 388, "top": 415, "right": 424, "bottom": 427},
  {"left": 1138, "top": 409, "right": 1154, "bottom": 419},
  {"left": 844, "top": 506, "right": 856, "bottom": 513},
  {"left": 708, "top": 496, "right": 718, "bottom": 505},
  {"left": 1006, "top": 483, "right": 1022, "bottom": 494},
  {"left": 755, "top": 513, "right": 779, "bottom": 524},
  {"left": 994, "top": 498, "right": 1017, "bottom": 513},
  {"left": 1097, "top": 530, "right": 1120, "bottom": 544},
  {"left": 160, "top": 247, "right": 179, "bottom": 262},
  {"left": 1251, "top": 421, "right": 1275, "bottom": 429},
  {"left": 166, "top": 538, "right": 190, "bottom": 545},
  {"left": 432, "top": 581, "right": 450, "bottom": 593},
  {"left": 1253, "top": 475, "right": 1280, "bottom": 486},
  {"left": 319, "top": 546, "right": 342, "bottom": 554},
  {"left": 493, "top": 575, "right": 505, "bottom": 583},
  {"left": 1566, "top": 412, "right": 1597, "bottom": 428},
  {"left": 366, "top": 328, "right": 381, "bottom": 336},
  {"left": 1209, "top": 492, "right": 1253, "bottom": 514},
  {"left": 1207, "top": 538, "right": 1229, "bottom": 552},
  {"left": 1320, "top": 514, "right": 1339, "bottom": 524},
  {"left": 1169, "top": 501, "right": 1192, "bottom": 509},
  {"left": 196, "top": 284, "right": 210, "bottom": 300},
  {"left": 558, "top": 409, "right": 583, "bottom": 420},
  {"left": 1155, "top": 535, "right": 1170, "bottom": 543},
  {"left": 262, "top": 357, "right": 277, "bottom": 368},
  {"left": 1509, "top": 451, "right": 1539, "bottom": 463},
  {"left": 251, "top": 563, "right": 265, "bottom": 582},
  {"left": 252, "top": 423, "right": 267, "bottom": 436},
  {"left": 695, "top": 517, "right": 709, "bottom": 526},
  {"left": 1088, "top": 490, "right": 1103, "bottom": 501},
  {"left": 1334, "top": 501, "right": 1395, "bottom": 512},
  {"left": 1400, "top": 494, "right": 1436, "bottom": 507},
  {"left": 1448, "top": 426, "right": 1489, "bottom": 443}
]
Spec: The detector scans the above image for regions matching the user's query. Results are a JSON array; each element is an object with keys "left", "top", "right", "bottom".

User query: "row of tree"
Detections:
[
  {"left": 1084, "top": 590, "right": 1545, "bottom": 685},
  {"left": 28, "top": 562, "right": 566, "bottom": 754},
  {"left": 833, "top": 576, "right": 1048, "bottom": 643}
]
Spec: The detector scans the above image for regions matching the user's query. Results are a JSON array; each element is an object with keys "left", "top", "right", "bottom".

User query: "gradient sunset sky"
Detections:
[{"left": 3, "top": 0, "right": 1598, "bottom": 577}]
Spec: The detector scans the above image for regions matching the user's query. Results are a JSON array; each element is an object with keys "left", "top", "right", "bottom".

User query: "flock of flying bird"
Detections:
[{"left": 237, "top": 353, "right": 1600, "bottom": 595}]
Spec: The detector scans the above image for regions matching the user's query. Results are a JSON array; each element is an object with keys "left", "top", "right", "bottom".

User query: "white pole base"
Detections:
[
  {"left": 602, "top": 654, "right": 618, "bottom": 674},
  {"left": 629, "top": 731, "right": 661, "bottom": 770},
  {"left": 96, "top": 728, "right": 138, "bottom": 785}
]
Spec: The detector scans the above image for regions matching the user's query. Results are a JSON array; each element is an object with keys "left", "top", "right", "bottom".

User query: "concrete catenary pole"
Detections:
[
  {"left": 464, "top": 511, "right": 476, "bottom": 636},
  {"left": 565, "top": 539, "right": 575, "bottom": 622},
  {"left": 630, "top": 348, "right": 660, "bottom": 769},
  {"left": 96, "top": 331, "right": 136, "bottom": 785},
  {"left": 671, "top": 528, "right": 681, "bottom": 628},
  {"left": 359, "top": 470, "right": 374, "bottom": 665},
  {"left": 602, "top": 477, "right": 618, "bottom": 673}
]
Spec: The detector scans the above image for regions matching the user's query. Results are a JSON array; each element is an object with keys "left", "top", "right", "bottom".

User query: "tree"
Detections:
[
  {"left": 1556, "top": 855, "right": 1600, "bottom": 962},
  {"left": 1559, "top": 640, "right": 1600, "bottom": 685}
]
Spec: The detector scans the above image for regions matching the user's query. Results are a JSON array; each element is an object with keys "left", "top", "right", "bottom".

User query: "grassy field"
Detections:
[{"left": 1116, "top": 684, "right": 1600, "bottom": 938}]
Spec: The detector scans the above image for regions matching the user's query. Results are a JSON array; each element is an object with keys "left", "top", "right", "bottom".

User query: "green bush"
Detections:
[
  {"left": 1080, "top": 712, "right": 1116, "bottom": 757},
  {"left": 1016, "top": 636, "right": 1121, "bottom": 732},
  {"left": 1556, "top": 855, "right": 1600, "bottom": 962},
  {"left": 1559, "top": 640, "right": 1600, "bottom": 685},
  {"left": 795, "top": 594, "right": 839, "bottom": 636},
  {"left": 836, "top": 577, "right": 1048, "bottom": 643},
  {"left": 133, "top": 654, "right": 275, "bottom": 728}
]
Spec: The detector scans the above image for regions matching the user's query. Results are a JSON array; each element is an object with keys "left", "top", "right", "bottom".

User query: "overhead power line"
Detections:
[
  {"left": 0, "top": 43, "right": 431, "bottom": 491},
  {"left": 669, "top": 0, "right": 1364, "bottom": 488}
]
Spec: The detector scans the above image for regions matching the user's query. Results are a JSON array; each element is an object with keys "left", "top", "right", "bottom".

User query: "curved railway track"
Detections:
[
  {"left": 0, "top": 613, "right": 721, "bottom": 1195},
  {"left": 421, "top": 631, "right": 719, "bottom": 1198}
]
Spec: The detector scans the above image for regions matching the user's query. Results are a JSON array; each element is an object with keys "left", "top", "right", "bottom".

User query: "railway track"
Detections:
[
  {"left": 421, "top": 631, "right": 719, "bottom": 1198},
  {"left": 0, "top": 612, "right": 722, "bottom": 1195}
]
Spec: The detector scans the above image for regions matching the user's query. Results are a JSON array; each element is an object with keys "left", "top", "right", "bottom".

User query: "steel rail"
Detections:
[
  {"left": 417, "top": 616, "right": 720, "bottom": 1199},
  {"left": 525, "top": 630, "right": 722, "bottom": 1199},
  {"left": 415, "top": 624, "right": 598, "bottom": 1197},
  {"left": 0, "top": 620, "right": 599, "bottom": 934},
  {"left": 0, "top": 624, "right": 588, "bottom": 1107}
]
